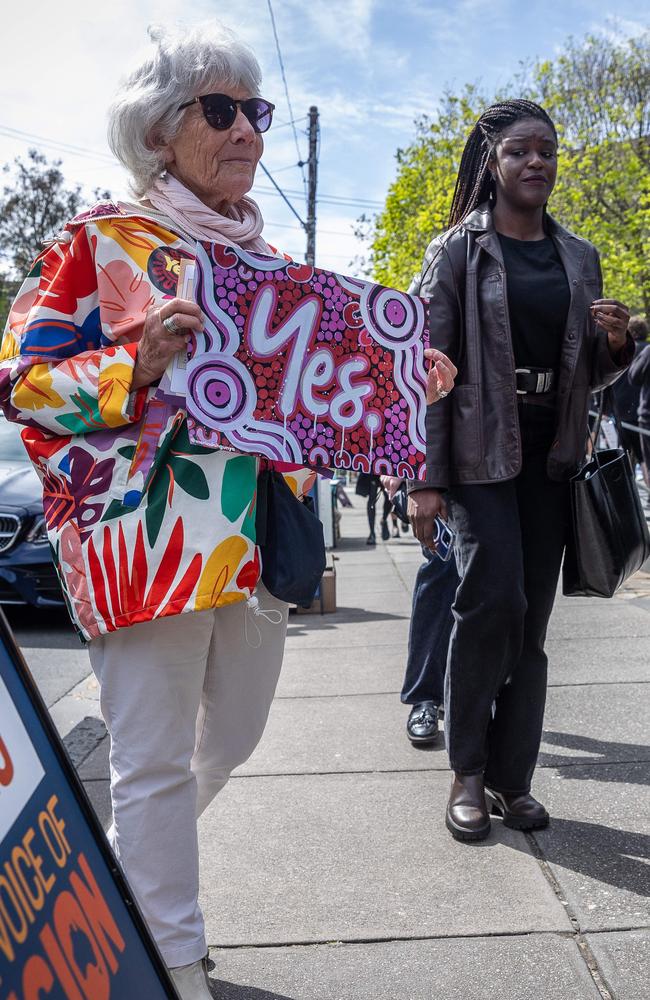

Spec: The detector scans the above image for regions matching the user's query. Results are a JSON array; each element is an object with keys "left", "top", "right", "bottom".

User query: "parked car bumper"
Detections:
[{"left": 0, "top": 546, "right": 65, "bottom": 607}]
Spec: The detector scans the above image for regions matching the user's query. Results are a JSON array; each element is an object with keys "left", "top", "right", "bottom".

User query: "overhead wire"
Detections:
[
  {"left": 266, "top": 0, "right": 308, "bottom": 208},
  {"left": 258, "top": 162, "right": 307, "bottom": 230}
]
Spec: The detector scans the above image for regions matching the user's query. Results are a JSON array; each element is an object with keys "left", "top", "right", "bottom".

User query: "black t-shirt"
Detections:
[{"left": 498, "top": 233, "right": 571, "bottom": 371}]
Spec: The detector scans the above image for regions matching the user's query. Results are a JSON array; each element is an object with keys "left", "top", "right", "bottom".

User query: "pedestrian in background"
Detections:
[
  {"left": 356, "top": 472, "right": 399, "bottom": 545},
  {"left": 381, "top": 472, "right": 457, "bottom": 746},
  {"left": 628, "top": 316, "right": 650, "bottom": 497},
  {"left": 407, "top": 99, "right": 632, "bottom": 842},
  {"left": 604, "top": 314, "right": 648, "bottom": 468}
]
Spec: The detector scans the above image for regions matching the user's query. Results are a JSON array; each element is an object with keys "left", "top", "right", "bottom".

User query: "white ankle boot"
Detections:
[{"left": 169, "top": 957, "right": 212, "bottom": 999}]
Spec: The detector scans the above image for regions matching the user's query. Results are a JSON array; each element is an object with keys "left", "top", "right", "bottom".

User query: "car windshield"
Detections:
[{"left": 0, "top": 418, "right": 29, "bottom": 462}]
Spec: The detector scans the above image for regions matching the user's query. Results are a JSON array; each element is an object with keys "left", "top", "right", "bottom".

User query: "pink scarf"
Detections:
[{"left": 142, "top": 173, "right": 273, "bottom": 254}]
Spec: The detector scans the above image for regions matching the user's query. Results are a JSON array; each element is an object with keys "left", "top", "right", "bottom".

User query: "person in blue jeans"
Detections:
[
  {"left": 381, "top": 474, "right": 458, "bottom": 746},
  {"left": 401, "top": 550, "right": 458, "bottom": 744}
]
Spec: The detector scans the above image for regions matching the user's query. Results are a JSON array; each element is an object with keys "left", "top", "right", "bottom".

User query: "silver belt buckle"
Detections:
[
  {"left": 515, "top": 368, "right": 528, "bottom": 395},
  {"left": 516, "top": 368, "right": 553, "bottom": 394}
]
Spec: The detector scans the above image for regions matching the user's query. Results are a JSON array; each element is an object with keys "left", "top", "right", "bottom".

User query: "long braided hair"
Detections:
[{"left": 448, "top": 99, "right": 557, "bottom": 229}]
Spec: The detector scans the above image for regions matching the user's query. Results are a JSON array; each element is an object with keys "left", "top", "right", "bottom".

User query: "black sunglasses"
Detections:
[{"left": 178, "top": 93, "right": 275, "bottom": 133}]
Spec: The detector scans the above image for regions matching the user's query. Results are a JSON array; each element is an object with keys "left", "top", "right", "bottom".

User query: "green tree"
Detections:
[
  {"left": 533, "top": 33, "right": 650, "bottom": 316},
  {"left": 368, "top": 31, "right": 650, "bottom": 317},
  {"left": 0, "top": 149, "right": 110, "bottom": 329},
  {"left": 368, "top": 86, "right": 485, "bottom": 290},
  {"left": 0, "top": 149, "right": 85, "bottom": 276}
]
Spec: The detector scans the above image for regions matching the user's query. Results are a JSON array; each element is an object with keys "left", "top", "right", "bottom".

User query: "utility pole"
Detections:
[{"left": 305, "top": 106, "right": 319, "bottom": 266}]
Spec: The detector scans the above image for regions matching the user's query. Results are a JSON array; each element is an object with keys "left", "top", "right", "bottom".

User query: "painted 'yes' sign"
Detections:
[{"left": 185, "top": 243, "right": 430, "bottom": 479}]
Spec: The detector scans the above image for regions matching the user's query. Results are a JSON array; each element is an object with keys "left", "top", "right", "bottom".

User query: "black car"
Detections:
[{"left": 0, "top": 417, "right": 65, "bottom": 607}]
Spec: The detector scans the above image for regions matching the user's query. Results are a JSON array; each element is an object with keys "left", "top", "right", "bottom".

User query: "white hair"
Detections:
[{"left": 108, "top": 21, "right": 262, "bottom": 198}]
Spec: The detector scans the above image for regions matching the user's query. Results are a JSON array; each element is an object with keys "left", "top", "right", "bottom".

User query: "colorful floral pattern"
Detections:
[{"left": 0, "top": 205, "right": 315, "bottom": 641}]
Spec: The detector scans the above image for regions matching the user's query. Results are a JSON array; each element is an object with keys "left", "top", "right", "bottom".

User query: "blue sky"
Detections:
[{"left": 1, "top": 1, "right": 648, "bottom": 274}]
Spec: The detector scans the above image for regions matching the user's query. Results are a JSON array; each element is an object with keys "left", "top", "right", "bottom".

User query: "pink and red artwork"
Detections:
[{"left": 186, "top": 243, "right": 430, "bottom": 479}]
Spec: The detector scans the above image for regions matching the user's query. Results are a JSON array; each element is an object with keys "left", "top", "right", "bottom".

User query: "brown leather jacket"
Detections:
[{"left": 410, "top": 204, "right": 632, "bottom": 489}]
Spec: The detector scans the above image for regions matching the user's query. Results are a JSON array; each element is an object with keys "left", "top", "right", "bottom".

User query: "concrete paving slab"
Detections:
[
  {"left": 77, "top": 734, "right": 110, "bottom": 779},
  {"left": 20, "top": 644, "right": 90, "bottom": 706},
  {"left": 332, "top": 549, "right": 396, "bottom": 565},
  {"left": 294, "top": 599, "right": 412, "bottom": 623},
  {"left": 238, "top": 693, "right": 447, "bottom": 776},
  {"left": 285, "top": 617, "right": 411, "bottom": 648},
  {"left": 322, "top": 591, "right": 413, "bottom": 614},
  {"left": 547, "top": 600, "right": 650, "bottom": 639},
  {"left": 540, "top": 684, "right": 650, "bottom": 768},
  {"left": 531, "top": 763, "right": 650, "bottom": 931},
  {"left": 334, "top": 577, "right": 410, "bottom": 595},
  {"left": 208, "top": 934, "right": 600, "bottom": 1000},
  {"left": 275, "top": 646, "right": 405, "bottom": 698},
  {"left": 546, "top": 636, "right": 650, "bottom": 686},
  {"left": 48, "top": 672, "right": 103, "bottom": 738},
  {"left": 585, "top": 930, "right": 650, "bottom": 1000},
  {"left": 198, "top": 771, "right": 572, "bottom": 945},
  {"left": 82, "top": 778, "right": 112, "bottom": 831}
]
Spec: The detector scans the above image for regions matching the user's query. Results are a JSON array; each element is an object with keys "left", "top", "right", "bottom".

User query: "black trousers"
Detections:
[
  {"left": 444, "top": 404, "right": 569, "bottom": 794},
  {"left": 366, "top": 477, "right": 392, "bottom": 534}
]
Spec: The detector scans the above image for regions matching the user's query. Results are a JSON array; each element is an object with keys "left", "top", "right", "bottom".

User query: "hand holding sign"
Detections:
[
  {"left": 183, "top": 244, "right": 455, "bottom": 479},
  {"left": 425, "top": 348, "right": 457, "bottom": 404}
]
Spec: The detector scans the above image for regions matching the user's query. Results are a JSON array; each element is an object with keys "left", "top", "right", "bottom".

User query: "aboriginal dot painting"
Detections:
[{"left": 186, "top": 243, "right": 430, "bottom": 479}]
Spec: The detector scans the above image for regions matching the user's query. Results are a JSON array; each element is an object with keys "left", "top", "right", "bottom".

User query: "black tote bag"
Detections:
[
  {"left": 256, "top": 467, "right": 326, "bottom": 608},
  {"left": 562, "top": 394, "right": 650, "bottom": 598}
]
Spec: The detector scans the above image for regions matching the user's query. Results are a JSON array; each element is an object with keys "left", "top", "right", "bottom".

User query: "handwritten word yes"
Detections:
[{"left": 247, "top": 286, "right": 374, "bottom": 429}]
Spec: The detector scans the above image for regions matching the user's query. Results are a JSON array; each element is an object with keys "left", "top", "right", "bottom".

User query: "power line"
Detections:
[
  {"left": 0, "top": 123, "right": 384, "bottom": 213},
  {"left": 284, "top": 250, "right": 354, "bottom": 261},
  {"left": 273, "top": 115, "right": 309, "bottom": 131},
  {"left": 0, "top": 125, "right": 115, "bottom": 165},
  {"left": 255, "top": 185, "right": 382, "bottom": 210},
  {"left": 266, "top": 0, "right": 308, "bottom": 206},
  {"left": 266, "top": 220, "right": 353, "bottom": 237},
  {"left": 258, "top": 162, "right": 307, "bottom": 231}
]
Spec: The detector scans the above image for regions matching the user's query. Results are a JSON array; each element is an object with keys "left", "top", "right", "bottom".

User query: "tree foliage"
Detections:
[
  {"left": 0, "top": 149, "right": 84, "bottom": 276},
  {"left": 0, "top": 149, "right": 111, "bottom": 329},
  {"left": 368, "top": 31, "right": 650, "bottom": 316}
]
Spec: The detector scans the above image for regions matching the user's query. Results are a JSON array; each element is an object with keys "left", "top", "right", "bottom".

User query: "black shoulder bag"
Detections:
[
  {"left": 255, "top": 466, "right": 326, "bottom": 608},
  {"left": 562, "top": 391, "right": 650, "bottom": 598}
]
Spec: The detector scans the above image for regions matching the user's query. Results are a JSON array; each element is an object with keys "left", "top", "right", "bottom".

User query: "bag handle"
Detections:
[{"left": 588, "top": 390, "right": 605, "bottom": 455}]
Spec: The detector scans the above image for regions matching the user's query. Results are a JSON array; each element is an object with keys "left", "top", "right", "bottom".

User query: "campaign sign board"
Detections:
[
  {"left": 0, "top": 609, "right": 178, "bottom": 1000},
  {"left": 185, "top": 243, "right": 430, "bottom": 479}
]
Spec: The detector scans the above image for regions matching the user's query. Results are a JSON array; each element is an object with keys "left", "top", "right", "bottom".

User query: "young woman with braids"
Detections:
[{"left": 407, "top": 99, "right": 632, "bottom": 841}]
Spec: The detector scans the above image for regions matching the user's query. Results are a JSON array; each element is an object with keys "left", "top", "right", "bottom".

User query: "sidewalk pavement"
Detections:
[{"left": 15, "top": 501, "right": 650, "bottom": 1000}]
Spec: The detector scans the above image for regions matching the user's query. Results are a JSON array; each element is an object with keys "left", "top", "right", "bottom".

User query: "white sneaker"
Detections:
[{"left": 169, "top": 957, "right": 212, "bottom": 999}]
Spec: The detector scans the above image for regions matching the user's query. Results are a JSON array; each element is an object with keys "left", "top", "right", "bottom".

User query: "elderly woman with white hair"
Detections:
[{"left": 0, "top": 21, "right": 315, "bottom": 999}]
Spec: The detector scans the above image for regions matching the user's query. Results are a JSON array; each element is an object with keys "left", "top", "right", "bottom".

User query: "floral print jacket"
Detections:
[{"left": 0, "top": 205, "right": 314, "bottom": 642}]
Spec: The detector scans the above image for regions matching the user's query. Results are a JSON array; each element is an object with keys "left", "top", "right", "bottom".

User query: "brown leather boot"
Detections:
[
  {"left": 446, "top": 773, "right": 491, "bottom": 842},
  {"left": 485, "top": 788, "right": 550, "bottom": 830}
]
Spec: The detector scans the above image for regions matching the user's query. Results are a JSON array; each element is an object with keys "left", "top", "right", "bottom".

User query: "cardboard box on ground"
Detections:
[{"left": 293, "top": 553, "right": 337, "bottom": 615}]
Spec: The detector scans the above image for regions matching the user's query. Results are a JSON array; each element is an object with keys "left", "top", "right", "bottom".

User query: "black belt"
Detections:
[{"left": 516, "top": 368, "right": 555, "bottom": 395}]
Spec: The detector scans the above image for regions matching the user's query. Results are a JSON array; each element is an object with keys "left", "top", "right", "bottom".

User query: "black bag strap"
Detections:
[
  {"left": 255, "top": 466, "right": 271, "bottom": 546},
  {"left": 586, "top": 390, "right": 625, "bottom": 474}
]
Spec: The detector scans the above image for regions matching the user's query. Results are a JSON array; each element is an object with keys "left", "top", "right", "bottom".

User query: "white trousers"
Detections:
[{"left": 88, "top": 586, "right": 288, "bottom": 968}]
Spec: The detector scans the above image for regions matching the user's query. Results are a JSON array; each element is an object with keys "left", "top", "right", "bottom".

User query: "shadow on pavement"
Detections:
[
  {"left": 539, "top": 730, "right": 650, "bottom": 779},
  {"left": 530, "top": 818, "right": 650, "bottom": 898},
  {"left": 4, "top": 605, "right": 79, "bottom": 648},
  {"left": 336, "top": 538, "right": 416, "bottom": 552},
  {"left": 210, "top": 977, "right": 295, "bottom": 1000},
  {"left": 287, "top": 608, "right": 408, "bottom": 635},
  {"left": 300, "top": 606, "right": 408, "bottom": 623}
]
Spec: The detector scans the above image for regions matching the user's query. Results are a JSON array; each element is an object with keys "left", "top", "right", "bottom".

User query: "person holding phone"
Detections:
[{"left": 407, "top": 99, "right": 632, "bottom": 842}]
